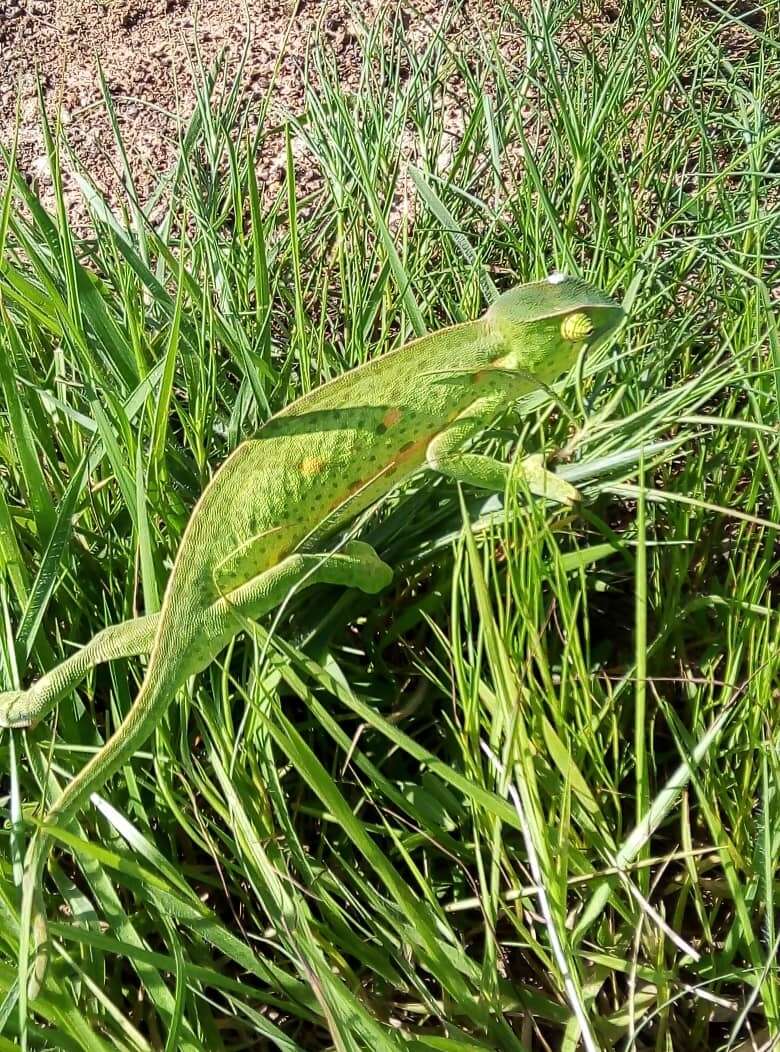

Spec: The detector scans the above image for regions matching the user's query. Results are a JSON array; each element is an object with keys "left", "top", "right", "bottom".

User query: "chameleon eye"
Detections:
[{"left": 561, "top": 312, "right": 594, "bottom": 342}]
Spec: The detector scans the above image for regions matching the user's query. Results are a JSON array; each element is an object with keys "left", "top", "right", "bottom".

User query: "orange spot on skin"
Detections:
[
  {"left": 300, "top": 456, "right": 326, "bottom": 477},
  {"left": 382, "top": 408, "right": 402, "bottom": 428},
  {"left": 394, "top": 435, "right": 429, "bottom": 467},
  {"left": 347, "top": 479, "right": 365, "bottom": 496}
]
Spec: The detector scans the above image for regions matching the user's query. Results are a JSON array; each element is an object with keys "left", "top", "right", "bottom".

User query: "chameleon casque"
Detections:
[{"left": 1, "top": 273, "right": 625, "bottom": 998}]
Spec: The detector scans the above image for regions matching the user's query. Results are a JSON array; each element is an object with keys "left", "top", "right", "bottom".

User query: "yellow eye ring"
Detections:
[{"left": 561, "top": 312, "right": 594, "bottom": 342}]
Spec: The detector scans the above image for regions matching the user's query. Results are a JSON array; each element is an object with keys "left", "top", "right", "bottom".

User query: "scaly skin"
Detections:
[{"left": 3, "top": 274, "right": 625, "bottom": 1002}]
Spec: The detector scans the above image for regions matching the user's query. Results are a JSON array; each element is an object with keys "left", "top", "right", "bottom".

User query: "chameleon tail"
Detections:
[
  {"left": 20, "top": 834, "right": 49, "bottom": 1003},
  {"left": 20, "top": 652, "right": 182, "bottom": 1000}
]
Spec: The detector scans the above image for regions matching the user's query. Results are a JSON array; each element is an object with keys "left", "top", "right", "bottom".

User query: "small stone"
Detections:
[{"left": 29, "top": 154, "right": 50, "bottom": 181}]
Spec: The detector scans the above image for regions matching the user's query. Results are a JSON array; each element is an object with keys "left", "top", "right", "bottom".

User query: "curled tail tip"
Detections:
[{"left": 0, "top": 691, "right": 33, "bottom": 729}]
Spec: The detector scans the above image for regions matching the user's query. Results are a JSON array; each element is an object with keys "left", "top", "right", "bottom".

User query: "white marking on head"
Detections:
[{"left": 547, "top": 272, "right": 567, "bottom": 285}]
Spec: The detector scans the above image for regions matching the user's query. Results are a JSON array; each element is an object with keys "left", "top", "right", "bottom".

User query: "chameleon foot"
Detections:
[
  {"left": 337, "top": 540, "right": 394, "bottom": 592},
  {"left": 0, "top": 691, "right": 35, "bottom": 729},
  {"left": 516, "top": 453, "right": 581, "bottom": 506}
]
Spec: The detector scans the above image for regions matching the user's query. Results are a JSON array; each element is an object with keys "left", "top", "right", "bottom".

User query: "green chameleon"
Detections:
[{"left": 2, "top": 273, "right": 624, "bottom": 999}]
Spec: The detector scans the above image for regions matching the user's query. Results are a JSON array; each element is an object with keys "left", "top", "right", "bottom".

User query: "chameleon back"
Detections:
[{"left": 162, "top": 274, "right": 624, "bottom": 612}]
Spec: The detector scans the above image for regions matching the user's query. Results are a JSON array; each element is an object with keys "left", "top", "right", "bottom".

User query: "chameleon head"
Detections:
[{"left": 485, "top": 272, "right": 626, "bottom": 384}]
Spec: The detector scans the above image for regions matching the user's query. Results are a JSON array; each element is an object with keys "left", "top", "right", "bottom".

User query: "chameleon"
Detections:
[{"left": 1, "top": 272, "right": 625, "bottom": 999}]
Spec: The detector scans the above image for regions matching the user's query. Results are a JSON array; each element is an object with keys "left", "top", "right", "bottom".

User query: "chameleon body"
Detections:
[{"left": 1, "top": 274, "right": 624, "bottom": 998}]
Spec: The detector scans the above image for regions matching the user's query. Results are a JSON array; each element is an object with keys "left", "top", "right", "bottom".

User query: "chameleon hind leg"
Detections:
[
  {"left": 0, "top": 615, "right": 159, "bottom": 730},
  {"left": 0, "top": 542, "right": 392, "bottom": 731},
  {"left": 426, "top": 395, "right": 580, "bottom": 506},
  {"left": 12, "top": 539, "right": 392, "bottom": 1005}
]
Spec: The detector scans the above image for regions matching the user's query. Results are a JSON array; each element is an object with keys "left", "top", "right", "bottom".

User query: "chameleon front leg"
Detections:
[
  {"left": 0, "top": 615, "right": 159, "bottom": 730},
  {"left": 426, "top": 397, "right": 580, "bottom": 506}
]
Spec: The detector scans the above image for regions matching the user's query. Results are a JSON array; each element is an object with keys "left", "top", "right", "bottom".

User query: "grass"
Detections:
[{"left": 0, "top": 0, "right": 778, "bottom": 1048}]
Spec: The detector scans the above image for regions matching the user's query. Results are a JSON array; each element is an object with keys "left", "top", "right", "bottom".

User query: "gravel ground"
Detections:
[
  {"left": 0, "top": 0, "right": 518, "bottom": 223},
  {"left": 0, "top": 1, "right": 768, "bottom": 225}
]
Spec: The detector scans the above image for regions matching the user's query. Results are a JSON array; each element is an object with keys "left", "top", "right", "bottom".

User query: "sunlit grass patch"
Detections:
[{"left": 0, "top": 1, "right": 778, "bottom": 1048}]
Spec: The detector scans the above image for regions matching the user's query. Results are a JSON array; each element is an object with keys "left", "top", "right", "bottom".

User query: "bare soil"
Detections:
[
  {"left": 0, "top": 0, "right": 512, "bottom": 223},
  {"left": 0, "top": 1, "right": 766, "bottom": 226}
]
